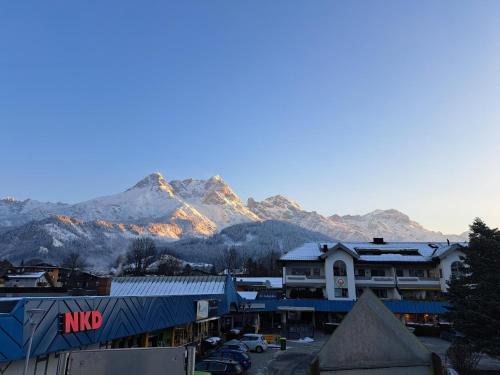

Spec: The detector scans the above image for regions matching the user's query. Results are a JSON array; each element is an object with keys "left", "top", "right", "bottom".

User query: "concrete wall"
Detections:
[
  {"left": 439, "top": 250, "right": 465, "bottom": 291},
  {"left": 325, "top": 250, "right": 356, "bottom": 301},
  {"left": 0, "top": 352, "right": 69, "bottom": 375}
]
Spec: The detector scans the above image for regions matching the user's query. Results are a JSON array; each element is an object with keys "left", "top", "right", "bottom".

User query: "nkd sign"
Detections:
[{"left": 61, "top": 311, "right": 103, "bottom": 334}]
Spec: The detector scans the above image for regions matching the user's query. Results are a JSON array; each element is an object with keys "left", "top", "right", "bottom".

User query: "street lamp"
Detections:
[{"left": 23, "top": 308, "right": 46, "bottom": 375}]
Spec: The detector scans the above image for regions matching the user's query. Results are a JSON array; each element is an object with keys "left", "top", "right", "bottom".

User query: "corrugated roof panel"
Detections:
[{"left": 110, "top": 275, "right": 227, "bottom": 297}]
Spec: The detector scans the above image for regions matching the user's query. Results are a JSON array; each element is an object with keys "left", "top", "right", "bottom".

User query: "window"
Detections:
[
  {"left": 409, "top": 269, "right": 425, "bottom": 278},
  {"left": 451, "top": 261, "right": 464, "bottom": 278},
  {"left": 312, "top": 267, "right": 320, "bottom": 276},
  {"left": 371, "top": 269, "right": 386, "bottom": 277},
  {"left": 333, "top": 260, "right": 347, "bottom": 276},
  {"left": 396, "top": 269, "right": 404, "bottom": 277},
  {"left": 439, "top": 268, "right": 443, "bottom": 278},
  {"left": 291, "top": 268, "right": 310, "bottom": 276},
  {"left": 334, "top": 288, "right": 348, "bottom": 298},
  {"left": 355, "top": 268, "right": 365, "bottom": 277},
  {"left": 372, "top": 288, "right": 388, "bottom": 298}
]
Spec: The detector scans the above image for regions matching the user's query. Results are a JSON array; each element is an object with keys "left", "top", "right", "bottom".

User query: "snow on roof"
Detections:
[
  {"left": 110, "top": 275, "right": 226, "bottom": 297},
  {"left": 280, "top": 243, "right": 323, "bottom": 261},
  {"left": 238, "top": 291, "right": 258, "bottom": 300},
  {"left": 7, "top": 272, "right": 46, "bottom": 279},
  {"left": 235, "top": 277, "right": 283, "bottom": 289},
  {"left": 281, "top": 241, "right": 467, "bottom": 263}
]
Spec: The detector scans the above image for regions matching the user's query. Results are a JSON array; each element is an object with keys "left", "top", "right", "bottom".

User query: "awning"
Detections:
[{"left": 196, "top": 316, "right": 220, "bottom": 323}]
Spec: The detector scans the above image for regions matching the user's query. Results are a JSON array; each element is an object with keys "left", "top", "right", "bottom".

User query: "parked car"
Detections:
[
  {"left": 222, "top": 339, "right": 249, "bottom": 353},
  {"left": 240, "top": 334, "right": 268, "bottom": 353},
  {"left": 209, "top": 348, "right": 252, "bottom": 370},
  {"left": 195, "top": 359, "right": 243, "bottom": 375}
]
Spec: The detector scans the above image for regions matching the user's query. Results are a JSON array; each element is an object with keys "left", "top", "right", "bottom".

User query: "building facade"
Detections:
[{"left": 280, "top": 239, "right": 466, "bottom": 302}]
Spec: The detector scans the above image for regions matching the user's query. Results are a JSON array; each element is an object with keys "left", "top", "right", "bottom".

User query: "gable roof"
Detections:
[{"left": 316, "top": 290, "right": 433, "bottom": 372}]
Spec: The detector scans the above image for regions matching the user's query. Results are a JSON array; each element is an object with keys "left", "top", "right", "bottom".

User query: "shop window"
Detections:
[{"left": 333, "top": 260, "right": 347, "bottom": 276}]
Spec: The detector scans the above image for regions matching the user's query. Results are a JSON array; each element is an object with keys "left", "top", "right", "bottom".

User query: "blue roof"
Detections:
[{"left": 0, "top": 275, "right": 241, "bottom": 362}]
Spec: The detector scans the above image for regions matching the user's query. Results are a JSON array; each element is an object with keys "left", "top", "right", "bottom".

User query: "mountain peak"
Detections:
[
  {"left": 365, "top": 209, "right": 410, "bottom": 222},
  {"left": 262, "top": 195, "right": 302, "bottom": 210},
  {"left": 128, "top": 172, "right": 174, "bottom": 195}
]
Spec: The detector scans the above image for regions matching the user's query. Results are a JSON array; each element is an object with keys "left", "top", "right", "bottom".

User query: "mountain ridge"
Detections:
[{"left": 0, "top": 172, "right": 468, "bottom": 268}]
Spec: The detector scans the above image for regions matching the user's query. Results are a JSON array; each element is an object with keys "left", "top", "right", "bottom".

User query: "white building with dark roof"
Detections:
[{"left": 280, "top": 238, "right": 466, "bottom": 301}]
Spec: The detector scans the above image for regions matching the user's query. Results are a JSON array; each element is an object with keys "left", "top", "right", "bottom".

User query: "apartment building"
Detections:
[{"left": 280, "top": 238, "right": 466, "bottom": 301}]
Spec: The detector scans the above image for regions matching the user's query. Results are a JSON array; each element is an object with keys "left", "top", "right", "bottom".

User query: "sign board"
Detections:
[
  {"left": 68, "top": 347, "right": 184, "bottom": 375},
  {"left": 195, "top": 299, "right": 218, "bottom": 321},
  {"left": 61, "top": 311, "right": 103, "bottom": 334},
  {"left": 196, "top": 300, "right": 209, "bottom": 320}
]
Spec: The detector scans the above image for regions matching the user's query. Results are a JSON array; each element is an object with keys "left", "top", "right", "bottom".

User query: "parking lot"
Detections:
[
  {"left": 247, "top": 334, "right": 328, "bottom": 375},
  {"left": 243, "top": 334, "right": 500, "bottom": 374}
]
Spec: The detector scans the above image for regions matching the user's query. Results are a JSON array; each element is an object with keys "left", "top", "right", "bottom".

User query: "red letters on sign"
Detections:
[
  {"left": 63, "top": 311, "right": 103, "bottom": 334},
  {"left": 64, "top": 312, "right": 79, "bottom": 334},
  {"left": 91, "top": 311, "right": 102, "bottom": 329}
]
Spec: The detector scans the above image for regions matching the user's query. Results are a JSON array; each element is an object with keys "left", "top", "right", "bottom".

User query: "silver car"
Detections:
[{"left": 240, "top": 334, "right": 268, "bottom": 353}]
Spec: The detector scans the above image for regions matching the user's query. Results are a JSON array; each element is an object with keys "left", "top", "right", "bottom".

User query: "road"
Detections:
[{"left": 247, "top": 335, "right": 328, "bottom": 375}]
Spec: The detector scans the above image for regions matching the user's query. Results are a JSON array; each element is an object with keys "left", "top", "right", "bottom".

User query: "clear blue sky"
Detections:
[{"left": 1, "top": 1, "right": 499, "bottom": 234}]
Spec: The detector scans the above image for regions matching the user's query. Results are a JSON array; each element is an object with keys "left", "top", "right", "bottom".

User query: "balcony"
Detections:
[
  {"left": 284, "top": 275, "right": 326, "bottom": 286},
  {"left": 396, "top": 277, "right": 441, "bottom": 289},
  {"left": 354, "top": 276, "right": 395, "bottom": 287}
]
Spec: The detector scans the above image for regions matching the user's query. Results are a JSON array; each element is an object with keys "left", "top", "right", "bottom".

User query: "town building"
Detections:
[
  {"left": 0, "top": 275, "right": 240, "bottom": 375},
  {"left": 280, "top": 239, "right": 466, "bottom": 302}
]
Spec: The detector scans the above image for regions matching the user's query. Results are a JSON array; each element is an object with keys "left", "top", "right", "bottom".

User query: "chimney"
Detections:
[
  {"left": 373, "top": 237, "right": 385, "bottom": 244},
  {"left": 321, "top": 244, "right": 329, "bottom": 253},
  {"left": 447, "top": 239, "right": 450, "bottom": 246}
]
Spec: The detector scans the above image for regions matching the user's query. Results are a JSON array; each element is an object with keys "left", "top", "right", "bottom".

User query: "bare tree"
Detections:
[
  {"left": 446, "top": 340, "right": 482, "bottom": 375},
  {"left": 221, "top": 247, "right": 242, "bottom": 274},
  {"left": 61, "top": 251, "right": 87, "bottom": 271},
  {"left": 126, "top": 237, "right": 157, "bottom": 275},
  {"left": 157, "top": 255, "right": 183, "bottom": 275}
]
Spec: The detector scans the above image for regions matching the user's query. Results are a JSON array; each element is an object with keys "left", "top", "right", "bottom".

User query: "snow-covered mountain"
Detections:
[
  {"left": 0, "top": 171, "right": 468, "bottom": 268},
  {"left": 0, "top": 215, "right": 183, "bottom": 269},
  {"left": 169, "top": 176, "right": 260, "bottom": 227},
  {"left": 247, "top": 196, "right": 466, "bottom": 242}
]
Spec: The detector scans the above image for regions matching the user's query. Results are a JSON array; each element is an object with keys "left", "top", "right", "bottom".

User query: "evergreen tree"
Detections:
[{"left": 446, "top": 218, "right": 500, "bottom": 358}]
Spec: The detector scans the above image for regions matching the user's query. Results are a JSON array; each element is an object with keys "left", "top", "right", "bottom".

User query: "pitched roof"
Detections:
[
  {"left": 281, "top": 241, "right": 468, "bottom": 263},
  {"left": 316, "top": 290, "right": 433, "bottom": 372},
  {"left": 110, "top": 275, "right": 227, "bottom": 296}
]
